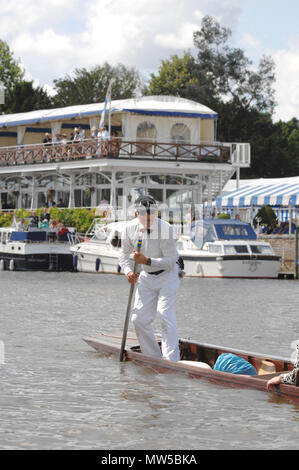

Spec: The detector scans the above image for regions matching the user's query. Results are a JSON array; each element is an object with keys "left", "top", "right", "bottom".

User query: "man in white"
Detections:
[{"left": 119, "top": 195, "right": 181, "bottom": 361}]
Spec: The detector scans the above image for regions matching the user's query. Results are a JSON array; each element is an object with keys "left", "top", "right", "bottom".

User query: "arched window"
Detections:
[
  {"left": 171, "top": 123, "right": 190, "bottom": 143},
  {"left": 136, "top": 121, "right": 157, "bottom": 141}
]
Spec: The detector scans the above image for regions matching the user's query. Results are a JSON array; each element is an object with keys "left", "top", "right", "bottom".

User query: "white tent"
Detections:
[
  {"left": 217, "top": 176, "right": 299, "bottom": 223},
  {"left": 0, "top": 96, "right": 217, "bottom": 128}
]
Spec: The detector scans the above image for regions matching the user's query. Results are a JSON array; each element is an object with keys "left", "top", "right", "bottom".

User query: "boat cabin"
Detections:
[{"left": 177, "top": 219, "right": 276, "bottom": 256}]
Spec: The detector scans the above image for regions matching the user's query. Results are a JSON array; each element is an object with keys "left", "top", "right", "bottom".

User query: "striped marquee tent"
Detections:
[{"left": 216, "top": 179, "right": 299, "bottom": 222}]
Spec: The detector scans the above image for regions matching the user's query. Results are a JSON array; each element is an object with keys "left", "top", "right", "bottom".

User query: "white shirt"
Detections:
[
  {"left": 119, "top": 217, "right": 178, "bottom": 276},
  {"left": 97, "top": 129, "right": 109, "bottom": 140}
]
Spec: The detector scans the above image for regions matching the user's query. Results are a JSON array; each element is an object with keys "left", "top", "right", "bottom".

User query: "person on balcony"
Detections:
[
  {"left": 43, "top": 133, "right": 52, "bottom": 145},
  {"left": 97, "top": 126, "right": 109, "bottom": 155}
]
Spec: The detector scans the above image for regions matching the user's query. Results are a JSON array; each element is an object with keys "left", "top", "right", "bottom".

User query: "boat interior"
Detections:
[{"left": 130, "top": 338, "right": 293, "bottom": 379}]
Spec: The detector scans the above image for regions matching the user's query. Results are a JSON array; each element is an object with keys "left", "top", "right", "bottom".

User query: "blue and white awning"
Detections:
[{"left": 216, "top": 182, "right": 299, "bottom": 207}]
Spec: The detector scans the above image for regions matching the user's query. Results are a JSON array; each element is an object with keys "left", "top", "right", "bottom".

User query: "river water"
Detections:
[{"left": 0, "top": 271, "right": 298, "bottom": 450}]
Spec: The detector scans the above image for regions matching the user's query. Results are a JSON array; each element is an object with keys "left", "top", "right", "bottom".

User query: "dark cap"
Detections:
[{"left": 135, "top": 195, "right": 157, "bottom": 212}]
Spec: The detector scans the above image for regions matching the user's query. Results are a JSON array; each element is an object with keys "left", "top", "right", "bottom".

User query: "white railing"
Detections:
[{"left": 230, "top": 143, "right": 251, "bottom": 167}]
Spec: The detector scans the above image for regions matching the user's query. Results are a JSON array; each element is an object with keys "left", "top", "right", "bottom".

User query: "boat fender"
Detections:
[
  {"left": 213, "top": 353, "right": 257, "bottom": 376},
  {"left": 73, "top": 254, "right": 78, "bottom": 268},
  {"left": 179, "top": 360, "right": 212, "bottom": 369},
  {"left": 0, "top": 259, "right": 4, "bottom": 270},
  {"left": 9, "top": 259, "right": 14, "bottom": 271},
  {"left": 95, "top": 257, "right": 101, "bottom": 271}
]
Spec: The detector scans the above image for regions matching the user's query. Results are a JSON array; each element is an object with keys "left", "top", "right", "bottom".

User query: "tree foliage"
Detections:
[
  {"left": 0, "top": 40, "right": 24, "bottom": 90},
  {"left": 193, "top": 16, "right": 276, "bottom": 113},
  {"left": 52, "top": 62, "right": 143, "bottom": 107},
  {"left": 148, "top": 53, "right": 198, "bottom": 97},
  {"left": 5, "top": 81, "right": 53, "bottom": 114},
  {"left": 147, "top": 15, "right": 299, "bottom": 179}
]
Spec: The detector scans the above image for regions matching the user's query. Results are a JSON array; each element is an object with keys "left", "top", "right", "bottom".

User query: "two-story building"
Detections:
[{"left": 0, "top": 95, "right": 250, "bottom": 212}]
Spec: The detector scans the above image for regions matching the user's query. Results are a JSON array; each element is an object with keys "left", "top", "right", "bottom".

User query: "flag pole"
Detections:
[{"left": 99, "top": 79, "right": 114, "bottom": 132}]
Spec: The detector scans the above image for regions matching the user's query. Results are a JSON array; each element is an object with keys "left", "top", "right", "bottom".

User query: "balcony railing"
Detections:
[{"left": 0, "top": 138, "right": 249, "bottom": 167}]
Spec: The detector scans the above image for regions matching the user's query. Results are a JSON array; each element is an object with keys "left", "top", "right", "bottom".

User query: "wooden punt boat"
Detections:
[{"left": 83, "top": 332, "right": 299, "bottom": 401}]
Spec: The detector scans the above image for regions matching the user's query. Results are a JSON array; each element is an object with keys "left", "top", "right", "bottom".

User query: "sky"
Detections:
[{"left": 0, "top": 0, "right": 299, "bottom": 122}]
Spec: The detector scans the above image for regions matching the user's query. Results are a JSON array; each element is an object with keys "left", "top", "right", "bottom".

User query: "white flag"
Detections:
[{"left": 99, "top": 79, "right": 113, "bottom": 129}]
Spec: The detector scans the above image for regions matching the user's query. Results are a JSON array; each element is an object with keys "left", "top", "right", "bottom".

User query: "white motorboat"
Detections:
[
  {"left": 70, "top": 221, "right": 126, "bottom": 274},
  {"left": 176, "top": 219, "right": 281, "bottom": 278},
  {"left": 71, "top": 218, "right": 280, "bottom": 279},
  {"left": 0, "top": 225, "right": 76, "bottom": 271}
]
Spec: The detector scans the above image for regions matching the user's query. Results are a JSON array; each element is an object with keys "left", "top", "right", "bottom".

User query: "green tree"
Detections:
[
  {"left": 52, "top": 62, "right": 143, "bottom": 107},
  {"left": 0, "top": 39, "right": 25, "bottom": 112},
  {"left": 5, "top": 81, "right": 53, "bottom": 113},
  {"left": 0, "top": 40, "right": 24, "bottom": 90},
  {"left": 192, "top": 16, "right": 276, "bottom": 114},
  {"left": 148, "top": 53, "right": 198, "bottom": 97}
]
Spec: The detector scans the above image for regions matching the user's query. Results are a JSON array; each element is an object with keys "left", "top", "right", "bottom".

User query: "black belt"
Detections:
[{"left": 148, "top": 270, "right": 165, "bottom": 275}]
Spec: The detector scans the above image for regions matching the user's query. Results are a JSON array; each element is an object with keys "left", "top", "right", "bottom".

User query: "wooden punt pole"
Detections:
[{"left": 119, "top": 236, "right": 143, "bottom": 362}]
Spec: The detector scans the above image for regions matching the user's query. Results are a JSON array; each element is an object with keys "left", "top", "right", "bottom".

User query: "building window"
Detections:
[
  {"left": 171, "top": 123, "right": 190, "bottom": 143},
  {"left": 136, "top": 121, "right": 157, "bottom": 140}
]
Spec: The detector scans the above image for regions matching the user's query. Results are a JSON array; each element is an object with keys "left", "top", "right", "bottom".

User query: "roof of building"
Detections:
[{"left": 0, "top": 95, "right": 218, "bottom": 128}]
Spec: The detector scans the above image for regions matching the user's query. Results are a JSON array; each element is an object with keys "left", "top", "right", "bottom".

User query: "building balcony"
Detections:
[{"left": 0, "top": 138, "right": 250, "bottom": 168}]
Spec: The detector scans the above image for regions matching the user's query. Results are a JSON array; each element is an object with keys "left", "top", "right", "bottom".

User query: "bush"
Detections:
[
  {"left": 253, "top": 205, "right": 277, "bottom": 228},
  {"left": 0, "top": 208, "right": 98, "bottom": 233},
  {"left": 14, "top": 209, "right": 31, "bottom": 219},
  {"left": 0, "top": 212, "right": 13, "bottom": 227}
]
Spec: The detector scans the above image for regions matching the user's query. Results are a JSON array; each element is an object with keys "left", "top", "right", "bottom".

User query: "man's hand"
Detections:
[
  {"left": 126, "top": 271, "right": 139, "bottom": 284},
  {"left": 133, "top": 250, "right": 148, "bottom": 265},
  {"left": 266, "top": 375, "right": 281, "bottom": 390}
]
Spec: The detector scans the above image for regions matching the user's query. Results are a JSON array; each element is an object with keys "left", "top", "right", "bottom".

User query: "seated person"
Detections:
[
  {"left": 56, "top": 220, "right": 69, "bottom": 240},
  {"left": 16, "top": 218, "right": 26, "bottom": 231},
  {"left": 28, "top": 211, "right": 39, "bottom": 228},
  {"left": 40, "top": 207, "right": 50, "bottom": 227},
  {"left": 267, "top": 341, "right": 299, "bottom": 390}
]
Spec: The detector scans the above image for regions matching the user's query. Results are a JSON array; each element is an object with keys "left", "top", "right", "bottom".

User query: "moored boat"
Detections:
[
  {"left": 71, "top": 217, "right": 281, "bottom": 278},
  {"left": 0, "top": 225, "right": 76, "bottom": 271},
  {"left": 177, "top": 219, "right": 281, "bottom": 278},
  {"left": 70, "top": 220, "right": 126, "bottom": 274},
  {"left": 83, "top": 332, "right": 299, "bottom": 401}
]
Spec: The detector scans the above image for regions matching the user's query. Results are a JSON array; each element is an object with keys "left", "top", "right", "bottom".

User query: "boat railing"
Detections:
[{"left": 0, "top": 138, "right": 250, "bottom": 166}]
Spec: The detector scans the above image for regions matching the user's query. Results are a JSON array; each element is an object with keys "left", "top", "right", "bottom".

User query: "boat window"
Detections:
[
  {"left": 250, "top": 245, "right": 273, "bottom": 255},
  {"left": 208, "top": 244, "right": 222, "bottom": 254},
  {"left": 215, "top": 224, "right": 257, "bottom": 240},
  {"left": 224, "top": 245, "right": 249, "bottom": 254},
  {"left": 222, "top": 226, "right": 249, "bottom": 236}
]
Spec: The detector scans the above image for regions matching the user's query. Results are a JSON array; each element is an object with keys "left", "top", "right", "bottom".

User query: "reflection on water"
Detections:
[{"left": 0, "top": 271, "right": 299, "bottom": 450}]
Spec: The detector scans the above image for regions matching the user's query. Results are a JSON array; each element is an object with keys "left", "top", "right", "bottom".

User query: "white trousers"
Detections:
[{"left": 131, "top": 266, "right": 180, "bottom": 361}]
